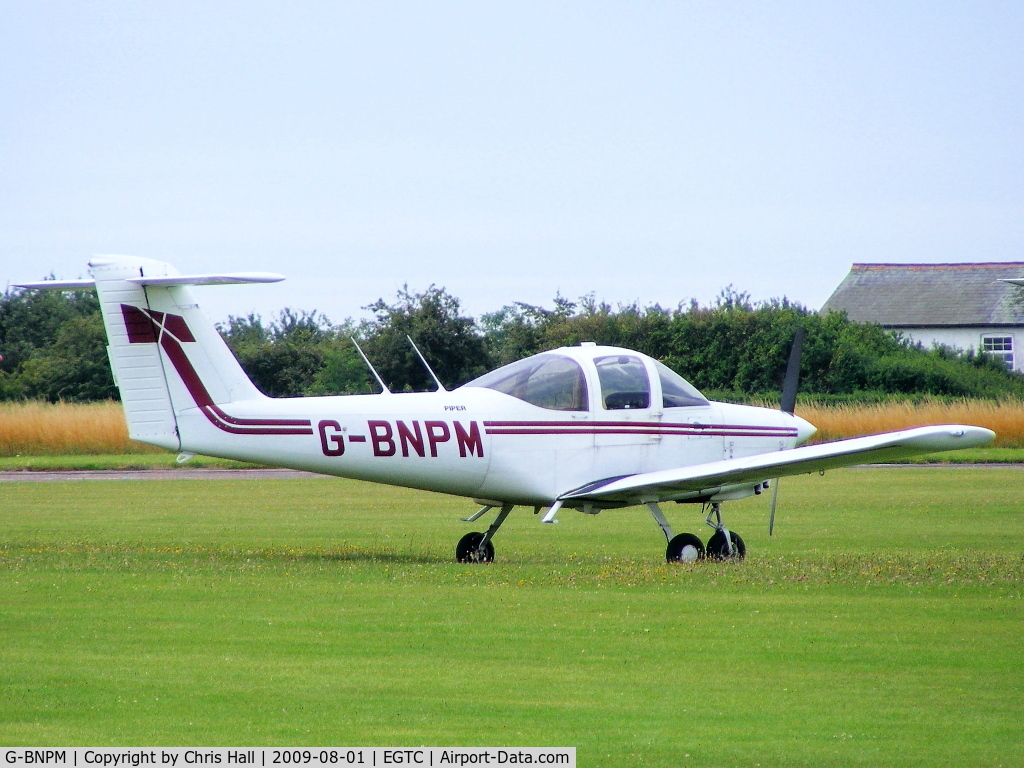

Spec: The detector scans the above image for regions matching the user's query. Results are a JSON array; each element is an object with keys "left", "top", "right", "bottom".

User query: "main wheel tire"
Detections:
[
  {"left": 456, "top": 532, "right": 495, "bottom": 563},
  {"left": 666, "top": 533, "right": 705, "bottom": 563},
  {"left": 706, "top": 530, "right": 746, "bottom": 560}
]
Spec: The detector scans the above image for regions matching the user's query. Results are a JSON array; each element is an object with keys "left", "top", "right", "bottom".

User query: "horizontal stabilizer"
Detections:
[
  {"left": 16, "top": 272, "right": 284, "bottom": 290},
  {"left": 14, "top": 279, "right": 96, "bottom": 290},
  {"left": 126, "top": 272, "right": 285, "bottom": 286},
  {"left": 560, "top": 425, "right": 995, "bottom": 504}
]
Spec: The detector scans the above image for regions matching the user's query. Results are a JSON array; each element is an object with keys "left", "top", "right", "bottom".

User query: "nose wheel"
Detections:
[
  {"left": 456, "top": 503, "right": 513, "bottom": 563},
  {"left": 456, "top": 532, "right": 495, "bottom": 563}
]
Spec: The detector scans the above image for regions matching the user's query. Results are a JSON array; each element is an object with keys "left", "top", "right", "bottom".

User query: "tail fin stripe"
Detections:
[
  {"left": 120, "top": 303, "right": 313, "bottom": 436},
  {"left": 122, "top": 304, "right": 159, "bottom": 344},
  {"left": 157, "top": 327, "right": 217, "bottom": 408}
]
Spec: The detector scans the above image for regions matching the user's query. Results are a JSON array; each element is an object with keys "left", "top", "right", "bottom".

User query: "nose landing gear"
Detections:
[{"left": 456, "top": 503, "right": 513, "bottom": 563}]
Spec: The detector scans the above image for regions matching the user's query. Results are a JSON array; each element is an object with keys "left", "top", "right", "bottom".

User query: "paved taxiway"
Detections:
[{"left": 0, "top": 469, "right": 321, "bottom": 482}]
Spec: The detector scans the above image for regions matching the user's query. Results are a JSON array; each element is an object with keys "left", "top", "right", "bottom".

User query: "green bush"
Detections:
[
  {"left": 0, "top": 288, "right": 115, "bottom": 402},
  {"left": 3, "top": 282, "right": 1022, "bottom": 403}
]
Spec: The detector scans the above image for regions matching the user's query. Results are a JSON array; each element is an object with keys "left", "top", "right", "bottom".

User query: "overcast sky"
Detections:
[{"left": 2, "top": 1, "right": 1022, "bottom": 325}]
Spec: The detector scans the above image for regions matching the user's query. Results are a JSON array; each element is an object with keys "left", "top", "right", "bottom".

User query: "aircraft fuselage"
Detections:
[{"left": 176, "top": 388, "right": 811, "bottom": 506}]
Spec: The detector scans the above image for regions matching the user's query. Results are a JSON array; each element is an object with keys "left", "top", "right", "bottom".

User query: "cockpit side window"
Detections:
[
  {"left": 655, "top": 361, "right": 709, "bottom": 408},
  {"left": 595, "top": 355, "right": 651, "bottom": 410},
  {"left": 462, "top": 354, "right": 589, "bottom": 411}
]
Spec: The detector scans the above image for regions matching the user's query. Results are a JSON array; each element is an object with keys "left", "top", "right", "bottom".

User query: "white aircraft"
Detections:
[{"left": 18, "top": 256, "right": 995, "bottom": 563}]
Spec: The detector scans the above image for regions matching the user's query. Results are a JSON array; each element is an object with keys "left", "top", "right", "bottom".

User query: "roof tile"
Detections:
[{"left": 822, "top": 263, "right": 1024, "bottom": 325}]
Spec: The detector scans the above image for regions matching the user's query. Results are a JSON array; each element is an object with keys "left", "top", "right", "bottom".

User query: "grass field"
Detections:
[
  {"left": 1, "top": 448, "right": 1023, "bottom": 472},
  {"left": 1, "top": 468, "right": 1022, "bottom": 765}
]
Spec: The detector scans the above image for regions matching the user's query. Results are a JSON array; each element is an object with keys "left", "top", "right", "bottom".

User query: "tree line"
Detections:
[{"left": 2, "top": 283, "right": 1022, "bottom": 403}]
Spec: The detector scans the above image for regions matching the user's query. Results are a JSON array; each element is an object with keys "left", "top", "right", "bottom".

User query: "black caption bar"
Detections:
[{"left": 2, "top": 749, "right": 575, "bottom": 768}]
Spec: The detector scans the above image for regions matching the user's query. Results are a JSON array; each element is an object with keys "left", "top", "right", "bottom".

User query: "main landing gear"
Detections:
[
  {"left": 456, "top": 503, "right": 513, "bottom": 563},
  {"left": 651, "top": 501, "right": 745, "bottom": 563},
  {"left": 456, "top": 500, "right": 746, "bottom": 564},
  {"left": 702, "top": 502, "right": 746, "bottom": 560}
]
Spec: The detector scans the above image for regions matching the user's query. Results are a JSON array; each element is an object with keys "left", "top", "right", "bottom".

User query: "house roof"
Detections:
[{"left": 821, "top": 263, "right": 1024, "bottom": 326}]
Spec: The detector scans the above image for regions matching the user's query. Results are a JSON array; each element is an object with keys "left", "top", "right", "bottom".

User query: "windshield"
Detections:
[
  {"left": 655, "top": 361, "right": 708, "bottom": 408},
  {"left": 462, "top": 354, "right": 589, "bottom": 411}
]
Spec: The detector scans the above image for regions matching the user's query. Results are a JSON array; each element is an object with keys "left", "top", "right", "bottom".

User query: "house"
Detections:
[{"left": 821, "top": 263, "right": 1024, "bottom": 373}]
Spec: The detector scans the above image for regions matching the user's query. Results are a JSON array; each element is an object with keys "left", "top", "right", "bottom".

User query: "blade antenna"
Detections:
[
  {"left": 406, "top": 334, "right": 447, "bottom": 392},
  {"left": 350, "top": 337, "right": 391, "bottom": 394},
  {"left": 770, "top": 325, "right": 806, "bottom": 535}
]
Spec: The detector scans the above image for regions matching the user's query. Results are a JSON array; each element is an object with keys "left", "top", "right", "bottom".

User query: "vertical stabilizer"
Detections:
[{"left": 90, "top": 255, "right": 266, "bottom": 451}]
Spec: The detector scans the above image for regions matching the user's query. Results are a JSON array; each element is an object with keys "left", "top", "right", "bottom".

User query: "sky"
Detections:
[{"left": 2, "top": 1, "right": 1023, "bottom": 326}]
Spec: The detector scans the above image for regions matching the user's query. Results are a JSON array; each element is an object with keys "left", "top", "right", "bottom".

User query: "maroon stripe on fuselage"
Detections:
[
  {"left": 207, "top": 404, "right": 311, "bottom": 427},
  {"left": 200, "top": 405, "right": 313, "bottom": 435},
  {"left": 483, "top": 419, "right": 796, "bottom": 433},
  {"left": 485, "top": 427, "right": 797, "bottom": 437},
  {"left": 482, "top": 419, "right": 797, "bottom": 438}
]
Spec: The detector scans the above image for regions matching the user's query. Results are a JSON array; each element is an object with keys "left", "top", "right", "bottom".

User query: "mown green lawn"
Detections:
[
  {"left": 1, "top": 468, "right": 1022, "bottom": 766},
  {"left": 1, "top": 446, "right": 1023, "bottom": 472}
]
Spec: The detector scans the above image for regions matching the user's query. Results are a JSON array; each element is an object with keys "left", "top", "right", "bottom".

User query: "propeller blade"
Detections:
[
  {"left": 771, "top": 326, "right": 804, "bottom": 535},
  {"left": 768, "top": 478, "right": 780, "bottom": 536},
  {"left": 779, "top": 326, "right": 805, "bottom": 415}
]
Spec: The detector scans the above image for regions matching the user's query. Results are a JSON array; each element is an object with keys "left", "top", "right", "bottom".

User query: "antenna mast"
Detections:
[
  {"left": 406, "top": 335, "right": 447, "bottom": 392},
  {"left": 350, "top": 337, "right": 391, "bottom": 394}
]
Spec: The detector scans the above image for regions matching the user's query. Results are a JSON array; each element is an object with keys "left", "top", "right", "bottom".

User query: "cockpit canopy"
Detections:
[
  {"left": 461, "top": 350, "right": 708, "bottom": 412},
  {"left": 462, "top": 354, "right": 589, "bottom": 411}
]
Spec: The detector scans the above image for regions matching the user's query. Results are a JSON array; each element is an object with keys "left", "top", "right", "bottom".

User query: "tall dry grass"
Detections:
[
  {"left": 0, "top": 401, "right": 163, "bottom": 456},
  {"left": 798, "top": 399, "right": 1024, "bottom": 448}
]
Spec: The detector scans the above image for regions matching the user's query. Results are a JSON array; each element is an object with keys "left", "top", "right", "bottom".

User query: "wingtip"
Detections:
[
  {"left": 915, "top": 424, "right": 996, "bottom": 450},
  {"left": 959, "top": 426, "right": 997, "bottom": 445}
]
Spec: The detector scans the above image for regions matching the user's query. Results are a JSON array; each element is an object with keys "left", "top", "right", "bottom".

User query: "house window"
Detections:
[{"left": 982, "top": 336, "right": 1014, "bottom": 369}]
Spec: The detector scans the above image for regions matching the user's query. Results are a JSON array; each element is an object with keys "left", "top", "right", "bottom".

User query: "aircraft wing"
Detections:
[{"left": 559, "top": 425, "right": 995, "bottom": 505}]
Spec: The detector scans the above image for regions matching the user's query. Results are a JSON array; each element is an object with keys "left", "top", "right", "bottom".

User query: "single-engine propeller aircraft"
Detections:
[{"left": 18, "top": 256, "right": 995, "bottom": 563}]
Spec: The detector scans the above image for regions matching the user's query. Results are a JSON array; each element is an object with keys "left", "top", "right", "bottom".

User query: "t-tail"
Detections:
[{"left": 25, "top": 255, "right": 294, "bottom": 453}]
